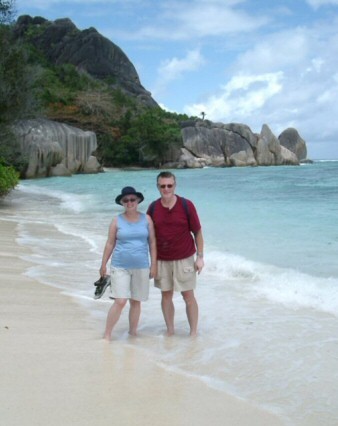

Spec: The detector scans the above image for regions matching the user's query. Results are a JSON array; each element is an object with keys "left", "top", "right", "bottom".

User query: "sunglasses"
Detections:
[
  {"left": 122, "top": 197, "right": 137, "bottom": 203},
  {"left": 159, "top": 184, "right": 174, "bottom": 189}
]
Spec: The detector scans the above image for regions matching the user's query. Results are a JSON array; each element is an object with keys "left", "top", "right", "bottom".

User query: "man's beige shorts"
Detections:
[
  {"left": 110, "top": 267, "right": 150, "bottom": 301},
  {"left": 155, "top": 255, "right": 196, "bottom": 292}
]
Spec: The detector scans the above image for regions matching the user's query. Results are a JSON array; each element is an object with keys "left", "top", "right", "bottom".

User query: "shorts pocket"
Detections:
[{"left": 177, "top": 264, "right": 195, "bottom": 283}]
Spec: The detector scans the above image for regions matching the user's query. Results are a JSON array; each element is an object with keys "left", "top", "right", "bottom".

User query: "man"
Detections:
[{"left": 147, "top": 171, "right": 204, "bottom": 336}]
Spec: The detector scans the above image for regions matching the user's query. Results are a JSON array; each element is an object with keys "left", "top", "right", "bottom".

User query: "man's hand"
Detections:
[{"left": 195, "top": 257, "right": 204, "bottom": 274}]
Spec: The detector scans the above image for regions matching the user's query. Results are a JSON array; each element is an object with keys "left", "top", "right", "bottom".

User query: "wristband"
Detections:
[{"left": 197, "top": 252, "right": 203, "bottom": 258}]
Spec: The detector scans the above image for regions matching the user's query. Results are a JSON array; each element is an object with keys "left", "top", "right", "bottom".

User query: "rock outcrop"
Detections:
[
  {"left": 13, "top": 119, "right": 101, "bottom": 178},
  {"left": 278, "top": 128, "right": 307, "bottom": 161},
  {"left": 163, "top": 120, "right": 307, "bottom": 168},
  {"left": 13, "top": 15, "right": 158, "bottom": 108}
]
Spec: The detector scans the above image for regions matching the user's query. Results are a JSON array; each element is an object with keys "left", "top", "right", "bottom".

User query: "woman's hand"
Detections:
[
  {"left": 149, "top": 263, "right": 157, "bottom": 279},
  {"left": 99, "top": 264, "right": 107, "bottom": 277}
]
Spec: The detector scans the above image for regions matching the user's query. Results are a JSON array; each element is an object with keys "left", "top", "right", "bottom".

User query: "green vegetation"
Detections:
[
  {"left": 0, "top": 126, "right": 27, "bottom": 173},
  {"left": 0, "top": 29, "right": 35, "bottom": 125},
  {"left": 0, "top": 0, "right": 15, "bottom": 25},
  {"left": 98, "top": 109, "right": 188, "bottom": 167},
  {"left": 0, "top": 0, "right": 26, "bottom": 195},
  {"left": 0, "top": 157, "right": 19, "bottom": 196},
  {"left": 0, "top": 0, "right": 194, "bottom": 194},
  {"left": 37, "top": 64, "right": 101, "bottom": 106}
]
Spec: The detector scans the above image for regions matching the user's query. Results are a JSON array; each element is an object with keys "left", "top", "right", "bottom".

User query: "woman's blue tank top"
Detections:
[{"left": 111, "top": 213, "right": 149, "bottom": 269}]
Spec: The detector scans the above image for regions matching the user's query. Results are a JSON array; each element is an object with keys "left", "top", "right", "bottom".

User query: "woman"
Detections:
[{"left": 99, "top": 186, "right": 157, "bottom": 340}]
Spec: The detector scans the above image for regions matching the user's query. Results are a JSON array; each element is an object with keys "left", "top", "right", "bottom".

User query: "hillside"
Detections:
[{"left": 7, "top": 15, "right": 187, "bottom": 168}]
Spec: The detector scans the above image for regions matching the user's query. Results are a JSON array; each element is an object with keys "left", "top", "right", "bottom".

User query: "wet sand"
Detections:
[{"left": 0, "top": 208, "right": 285, "bottom": 426}]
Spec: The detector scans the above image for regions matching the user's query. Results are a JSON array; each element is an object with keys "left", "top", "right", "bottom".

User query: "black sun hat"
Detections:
[{"left": 115, "top": 186, "right": 144, "bottom": 205}]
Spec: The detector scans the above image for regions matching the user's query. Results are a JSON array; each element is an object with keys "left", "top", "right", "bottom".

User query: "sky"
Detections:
[{"left": 15, "top": 0, "right": 338, "bottom": 159}]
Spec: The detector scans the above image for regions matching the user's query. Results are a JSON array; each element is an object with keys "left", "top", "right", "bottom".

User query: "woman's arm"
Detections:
[
  {"left": 99, "top": 217, "right": 117, "bottom": 277},
  {"left": 147, "top": 214, "right": 157, "bottom": 279}
]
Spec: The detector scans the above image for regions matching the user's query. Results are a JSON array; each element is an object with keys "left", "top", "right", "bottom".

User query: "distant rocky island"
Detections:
[
  {"left": 12, "top": 16, "right": 311, "bottom": 178},
  {"left": 172, "top": 120, "right": 308, "bottom": 168}
]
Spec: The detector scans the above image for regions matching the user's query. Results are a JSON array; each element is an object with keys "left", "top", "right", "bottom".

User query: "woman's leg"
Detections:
[
  {"left": 104, "top": 298, "right": 127, "bottom": 340},
  {"left": 128, "top": 299, "right": 141, "bottom": 336}
]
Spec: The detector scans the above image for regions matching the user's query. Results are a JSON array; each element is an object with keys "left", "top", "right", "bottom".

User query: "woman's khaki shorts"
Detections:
[
  {"left": 154, "top": 255, "right": 196, "bottom": 292},
  {"left": 110, "top": 267, "right": 150, "bottom": 301}
]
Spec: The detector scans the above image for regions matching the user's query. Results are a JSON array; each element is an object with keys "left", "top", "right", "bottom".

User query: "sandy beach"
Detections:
[{"left": 0, "top": 205, "right": 284, "bottom": 426}]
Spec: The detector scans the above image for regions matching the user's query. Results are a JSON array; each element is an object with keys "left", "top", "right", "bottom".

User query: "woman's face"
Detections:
[{"left": 121, "top": 196, "right": 139, "bottom": 210}]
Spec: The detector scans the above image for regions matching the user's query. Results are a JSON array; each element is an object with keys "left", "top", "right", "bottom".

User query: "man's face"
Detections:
[{"left": 157, "top": 177, "right": 176, "bottom": 198}]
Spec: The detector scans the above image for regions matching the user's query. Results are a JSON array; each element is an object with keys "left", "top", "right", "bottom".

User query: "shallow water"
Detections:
[{"left": 3, "top": 161, "right": 338, "bottom": 425}]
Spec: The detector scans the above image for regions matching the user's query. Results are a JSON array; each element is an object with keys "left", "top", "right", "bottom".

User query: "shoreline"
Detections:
[{"left": 0, "top": 206, "right": 284, "bottom": 426}]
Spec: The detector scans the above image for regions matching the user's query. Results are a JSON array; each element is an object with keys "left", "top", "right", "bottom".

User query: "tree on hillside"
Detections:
[
  {"left": 0, "top": 0, "right": 39, "bottom": 127},
  {"left": 0, "top": 0, "right": 22, "bottom": 193},
  {"left": 0, "top": 0, "right": 15, "bottom": 24},
  {"left": 97, "top": 109, "right": 184, "bottom": 167}
]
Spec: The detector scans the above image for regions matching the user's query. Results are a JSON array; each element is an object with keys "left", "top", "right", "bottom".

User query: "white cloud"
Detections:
[
  {"left": 153, "top": 49, "right": 205, "bottom": 96},
  {"left": 18, "top": 0, "right": 133, "bottom": 5},
  {"left": 158, "top": 102, "right": 176, "bottom": 113},
  {"left": 184, "top": 72, "right": 283, "bottom": 122},
  {"left": 159, "top": 50, "right": 205, "bottom": 80},
  {"left": 167, "top": 2, "right": 269, "bottom": 38},
  {"left": 306, "top": 0, "right": 338, "bottom": 8},
  {"left": 183, "top": 17, "right": 338, "bottom": 155},
  {"left": 308, "top": 57, "right": 325, "bottom": 73},
  {"left": 111, "top": 0, "right": 269, "bottom": 41},
  {"left": 233, "top": 28, "right": 311, "bottom": 74}
]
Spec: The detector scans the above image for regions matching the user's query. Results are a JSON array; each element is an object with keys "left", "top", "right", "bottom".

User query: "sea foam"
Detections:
[{"left": 204, "top": 250, "right": 338, "bottom": 318}]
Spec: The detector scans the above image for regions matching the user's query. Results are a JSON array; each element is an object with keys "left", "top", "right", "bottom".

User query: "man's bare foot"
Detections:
[{"left": 128, "top": 330, "right": 137, "bottom": 337}]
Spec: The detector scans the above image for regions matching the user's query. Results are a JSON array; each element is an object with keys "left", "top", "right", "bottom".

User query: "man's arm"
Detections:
[{"left": 194, "top": 229, "right": 204, "bottom": 274}]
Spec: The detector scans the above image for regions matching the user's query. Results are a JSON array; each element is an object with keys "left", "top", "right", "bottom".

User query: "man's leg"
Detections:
[
  {"left": 182, "top": 290, "right": 198, "bottom": 336},
  {"left": 128, "top": 299, "right": 141, "bottom": 336},
  {"left": 161, "top": 290, "right": 175, "bottom": 336}
]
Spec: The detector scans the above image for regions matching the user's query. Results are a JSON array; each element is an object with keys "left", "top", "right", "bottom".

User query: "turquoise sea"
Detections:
[{"left": 4, "top": 161, "right": 338, "bottom": 425}]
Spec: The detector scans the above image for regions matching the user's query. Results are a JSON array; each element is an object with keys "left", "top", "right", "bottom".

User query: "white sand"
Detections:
[{"left": 0, "top": 209, "right": 285, "bottom": 426}]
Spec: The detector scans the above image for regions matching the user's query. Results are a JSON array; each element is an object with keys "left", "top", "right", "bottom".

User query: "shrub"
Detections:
[
  {"left": 0, "top": 126, "right": 28, "bottom": 175},
  {"left": 0, "top": 159, "right": 19, "bottom": 197}
]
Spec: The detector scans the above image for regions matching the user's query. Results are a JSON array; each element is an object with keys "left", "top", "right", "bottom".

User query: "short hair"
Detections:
[{"left": 156, "top": 171, "right": 176, "bottom": 183}]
